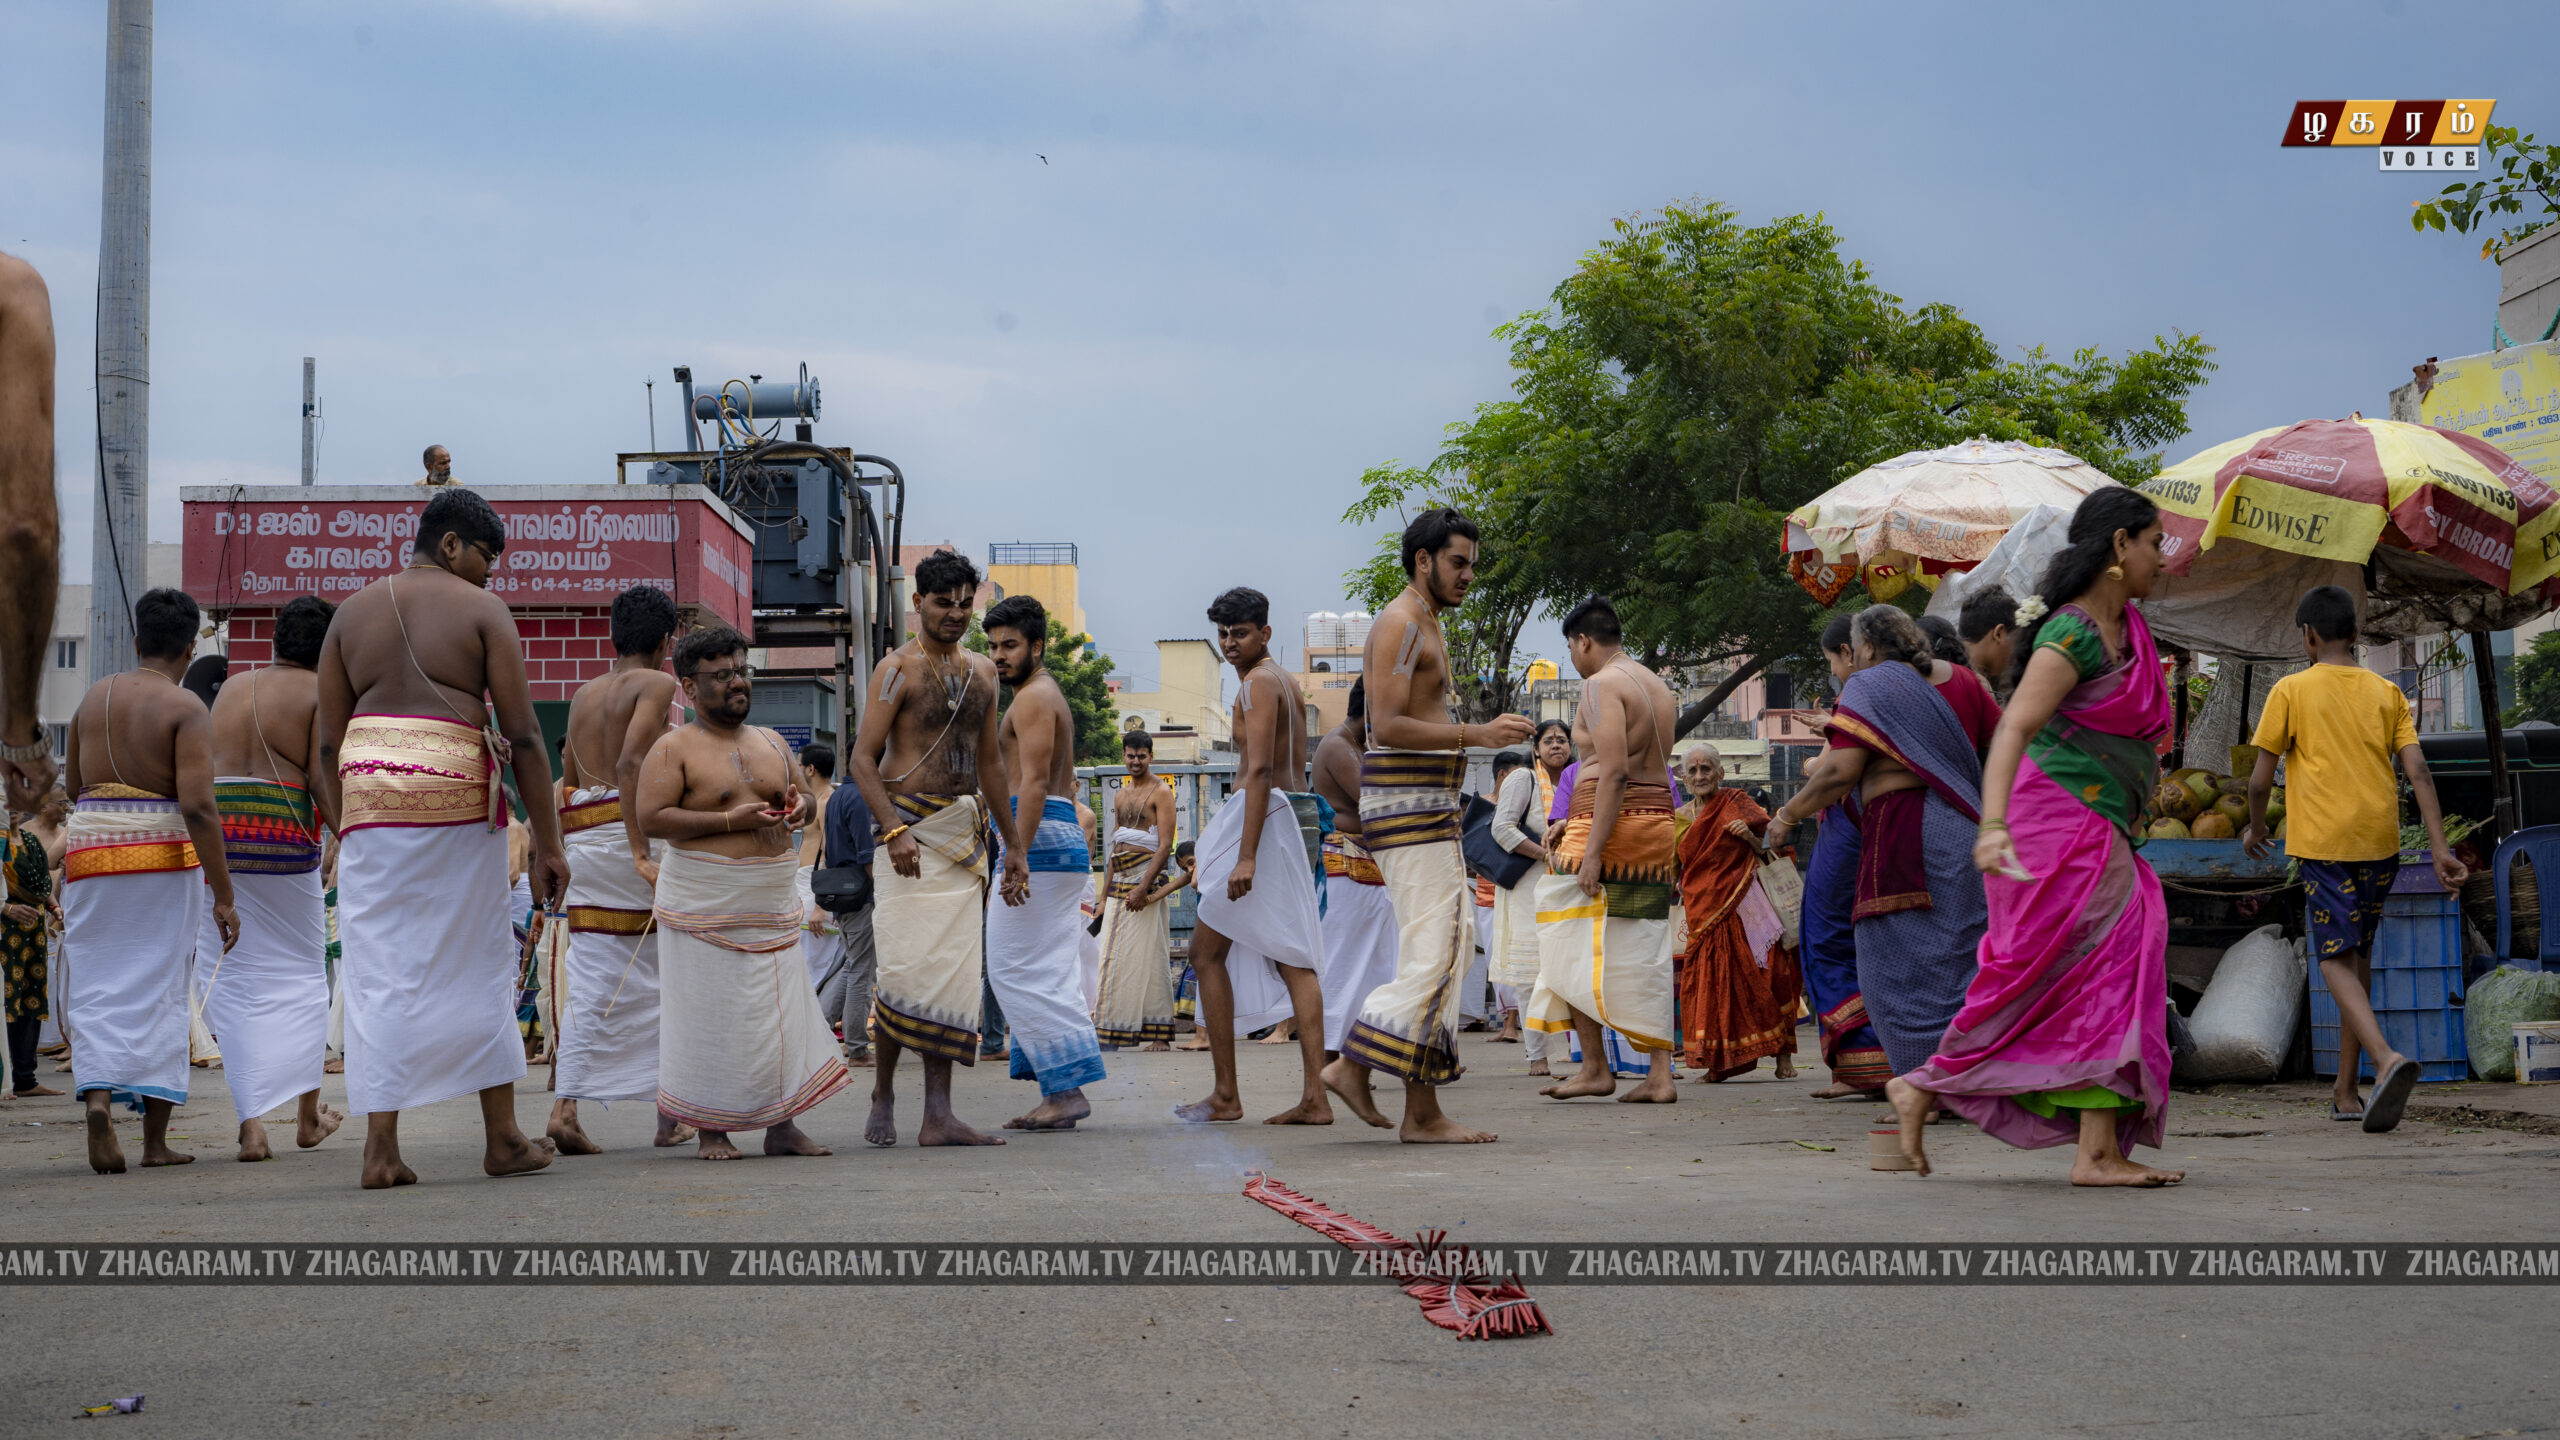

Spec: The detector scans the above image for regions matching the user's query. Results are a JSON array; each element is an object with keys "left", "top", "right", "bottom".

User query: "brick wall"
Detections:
[{"left": 223, "top": 607, "right": 616, "bottom": 701}]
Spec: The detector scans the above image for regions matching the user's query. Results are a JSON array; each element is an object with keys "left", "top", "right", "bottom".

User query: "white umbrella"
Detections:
[{"left": 1785, "top": 437, "right": 2119, "bottom": 604}]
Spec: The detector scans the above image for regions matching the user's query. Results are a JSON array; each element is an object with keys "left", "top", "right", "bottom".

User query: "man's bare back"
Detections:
[
  {"left": 69, "top": 671, "right": 205, "bottom": 802},
  {"left": 323, "top": 569, "right": 515, "bottom": 726},
  {"left": 209, "top": 665, "right": 320, "bottom": 787},
  {"left": 1311, "top": 721, "right": 1362, "bottom": 835},
  {"left": 1572, "top": 660, "right": 1677, "bottom": 786},
  {"left": 563, "top": 668, "right": 679, "bottom": 797}
]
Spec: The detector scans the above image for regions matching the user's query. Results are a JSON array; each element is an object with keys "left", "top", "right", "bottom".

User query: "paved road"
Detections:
[{"left": 5, "top": 1038, "right": 2554, "bottom": 1439}]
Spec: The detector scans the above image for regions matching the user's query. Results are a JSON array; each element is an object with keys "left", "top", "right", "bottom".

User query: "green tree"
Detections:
[
  {"left": 965, "top": 617, "right": 1122, "bottom": 761},
  {"left": 2410, "top": 125, "right": 2560, "bottom": 262},
  {"left": 1349, "top": 200, "right": 2216, "bottom": 734},
  {"left": 2509, "top": 630, "right": 2560, "bottom": 727}
]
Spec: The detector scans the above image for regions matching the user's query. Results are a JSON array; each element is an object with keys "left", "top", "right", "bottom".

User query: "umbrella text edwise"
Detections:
[{"left": 2229, "top": 497, "right": 2334, "bottom": 546}]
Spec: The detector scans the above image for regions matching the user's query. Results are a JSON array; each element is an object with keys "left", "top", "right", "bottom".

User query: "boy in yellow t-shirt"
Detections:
[{"left": 2241, "top": 586, "right": 2465, "bottom": 1135}]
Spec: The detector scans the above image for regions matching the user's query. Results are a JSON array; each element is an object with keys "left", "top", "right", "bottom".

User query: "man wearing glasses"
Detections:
[
  {"left": 633, "top": 628, "right": 848, "bottom": 1160},
  {"left": 315, "top": 487, "right": 563, "bottom": 1189}
]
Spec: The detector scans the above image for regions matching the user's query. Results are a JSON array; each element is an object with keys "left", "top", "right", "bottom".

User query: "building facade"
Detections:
[{"left": 986, "top": 541, "right": 1084, "bottom": 638}]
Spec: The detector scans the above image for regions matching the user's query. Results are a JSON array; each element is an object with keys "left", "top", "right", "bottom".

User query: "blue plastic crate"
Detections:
[{"left": 2307, "top": 885, "right": 2470, "bottom": 1082}]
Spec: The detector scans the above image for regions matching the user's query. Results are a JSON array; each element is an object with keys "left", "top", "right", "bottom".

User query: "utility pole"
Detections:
[
  {"left": 300, "top": 357, "right": 316, "bottom": 485},
  {"left": 89, "top": 0, "right": 152, "bottom": 679}
]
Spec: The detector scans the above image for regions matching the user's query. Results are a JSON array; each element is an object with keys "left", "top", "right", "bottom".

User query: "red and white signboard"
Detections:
[{"left": 180, "top": 486, "right": 755, "bottom": 630}]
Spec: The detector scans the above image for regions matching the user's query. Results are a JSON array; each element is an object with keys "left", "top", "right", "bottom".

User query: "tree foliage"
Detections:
[
  {"left": 2410, "top": 126, "right": 2560, "bottom": 260},
  {"left": 1347, "top": 200, "right": 2216, "bottom": 732},
  {"left": 964, "top": 617, "right": 1122, "bottom": 761},
  {"left": 2510, "top": 631, "right": 2560, "bottom": 728}
]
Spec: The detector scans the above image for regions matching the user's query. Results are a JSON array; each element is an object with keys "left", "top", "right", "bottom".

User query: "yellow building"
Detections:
[
  {"left": 1112, "top": 639, "right": 1231, "bottom": 748},
  {"left": 986, "top": 542, "right": 1085, "bottom": 638}
]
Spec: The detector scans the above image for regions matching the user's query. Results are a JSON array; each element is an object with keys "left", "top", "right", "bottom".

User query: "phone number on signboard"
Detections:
[{"left": 487, "top": 575, "right": 676, "bottom": 595}]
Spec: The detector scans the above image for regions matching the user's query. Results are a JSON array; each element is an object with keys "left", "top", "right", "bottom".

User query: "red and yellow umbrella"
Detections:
[{"left": 2141, "top": 417, "right": 2560, "bottom": 596}]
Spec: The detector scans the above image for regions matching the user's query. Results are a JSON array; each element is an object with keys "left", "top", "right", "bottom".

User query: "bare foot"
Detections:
[
  {"left": 1527, "top": 1060, "right": 1552, "bottom": 1077},
  {"left": 1540, "top": 1071, "right": 1615, "bottom": 1100},
  {"left": 1806, "top": 1080, "right": 1871, "bottom": 1099},
  {"left": 12, "top": 1084, "right": 63, "bottom": 1098},
  {"left": 1254, "top": 1026, "right": 1297, "bottom": 1046},
  {"left": 918, "top": 1113, "right": 1005, "bottom": 1146},
  {"left": 762, "top": 1120, "right": 832, "bottom": 1156},
  {"left": 1262, "top": 1096, "right": 1334, "bottom": 1125},
  {"left": 237, "top": 1118, "right": 274, "bottom": 1162},
  {"left": 1617, "top": 1072, "right": 1678, "bottom": 1103},
  {"left": 1173, "top": 1040, "right": 1210, "bottom": 1052},
  {"left": 86, "top": 1106, "right": 126, "bottom": 1175},
  {"left": 546, "top": 1102, "right": 604, "bottom": 1156},
  {"left": 654, "top": 1117, "right": 697, "bottom": 1148},
  {"left": 1774, "top": 1059, "right": 1798, "bottom": 1079},
  {"left": 865, "top": 1091, "right": 899, "bottom": 1148},
  {"left": 1143, "top": 1041, "right": 1171, "bottom": 1052},
  {"left": 1400, "top": 1114, "right": 1497, "bottom": 1144},
  {"left": 844, "top": 1051, "right": 874, "bottom": 1068},
  {"left": 2071, "top": 1154, "right": 2185, "bottom": 1187},
  {"left": 483, "top": 1132, "right": 555, "bottom": 1177},
  {"left": 359, "top": 1132, "right": 417, "bottom": 1189},
  {"left": 698, "top": 1130, "right": 743, "bottom": 1161},
  {"left": 1004, "top": 1091, "right": 1093, "bottom": 1131},
  {"left": 323, "top": 1057, "right": 344, "bottom": 1075},
  {"left": 1173, "top": 1094, "right": 1244, "bottom": 1123},
  {"left": 1319, "top": 1057, "right": 1393, "bottom": 1128},
  {"left": 1884, "top": 1076, "right": 1933, "bottom": 1177},
  {"left": 141, "top": 1138, "right": 195, "bottom": 1167},
  {"left": 298, "top": 1103, "right": 344, "bottom": 1149}
]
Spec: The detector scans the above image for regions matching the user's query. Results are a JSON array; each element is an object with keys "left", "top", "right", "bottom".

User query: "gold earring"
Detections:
[{"left": 2106, "top": 564, "right": 2126, "bottom": 581}]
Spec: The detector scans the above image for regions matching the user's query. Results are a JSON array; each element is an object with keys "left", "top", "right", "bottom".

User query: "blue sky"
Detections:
[{"left": 3, "top": 0, "right": 2529, "bottom": 683}]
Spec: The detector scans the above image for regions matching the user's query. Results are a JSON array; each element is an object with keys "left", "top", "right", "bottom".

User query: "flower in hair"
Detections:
[{"left": 2012, "top": 596, "right": 2048, "bottom": 626}]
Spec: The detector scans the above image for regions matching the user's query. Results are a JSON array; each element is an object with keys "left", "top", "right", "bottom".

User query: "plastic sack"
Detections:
[
  {"left": 2464, "top": 966, "right": 2560, "bottom": 1081},
  {"left": 2174, "top": 925, "right": 2304, "bottom": 1084}
]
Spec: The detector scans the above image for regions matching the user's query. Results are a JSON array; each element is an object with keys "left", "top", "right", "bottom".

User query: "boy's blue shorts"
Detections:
[{"left": 2300, "top": 857, "right": 2397, "bottom": 960}]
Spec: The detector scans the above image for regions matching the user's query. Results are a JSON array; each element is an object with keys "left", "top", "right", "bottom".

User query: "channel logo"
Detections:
[{"left": 2281, "top": 100, "right": 2494, "bottom": 172}]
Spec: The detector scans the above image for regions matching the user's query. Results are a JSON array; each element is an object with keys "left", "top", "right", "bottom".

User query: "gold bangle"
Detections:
[
  {"left": 877, "top": 822, "right": 912, "bottom": 844},
  {"left": 1979, "top": 818, "right": 2009, "bottom": 831}
]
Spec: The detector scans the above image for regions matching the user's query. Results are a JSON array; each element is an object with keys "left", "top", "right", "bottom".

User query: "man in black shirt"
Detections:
[{"left": 820, "top": 777, "right": 879, "bottom": 1065}]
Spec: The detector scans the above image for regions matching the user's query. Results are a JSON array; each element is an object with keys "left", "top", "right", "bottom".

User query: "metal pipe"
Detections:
[
  {"left": 89, "top": 0, "right": 152, "bottom": 680},
  {"left": 300, "top": 357, "right": 315, "bottom": 485},
  {"left": 2472, "top": 626, "right": 2515, "bottom": 839}
]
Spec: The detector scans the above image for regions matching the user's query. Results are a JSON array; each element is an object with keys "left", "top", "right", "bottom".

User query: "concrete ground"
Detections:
[{"left": 5, "top": 1033, "right": 2556, "bottom": 1440}]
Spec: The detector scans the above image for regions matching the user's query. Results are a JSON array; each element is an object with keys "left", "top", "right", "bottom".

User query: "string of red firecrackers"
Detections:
[{"left": 1241, "top": 1174, "right": 1552, "bottom": 1340}]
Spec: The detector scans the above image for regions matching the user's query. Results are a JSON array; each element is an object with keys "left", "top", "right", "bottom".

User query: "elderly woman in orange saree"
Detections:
[{"left": 1672, "top": 748, "right": 1798, "bottom": 1081}]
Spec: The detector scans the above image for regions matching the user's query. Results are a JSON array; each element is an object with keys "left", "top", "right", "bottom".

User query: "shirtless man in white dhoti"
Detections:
[
  {"left": 636, "top": 626, "right": 847, "bottom": 1159},
  {"left": 984, "top": 594, "right": 1107, "bottom": 1130},
  {"left": 63, "top": 588, "right": 238, "bottom": 1172},
  {"left": 316, "top": 487, "right": 560, "bottom": 1189},
  {"left": 1310, "top": 678, "right": 1393, "bottom": 1122},
  {"left": 200, "top": 596, "right": 344, "bottom": 1161},
  {"left": 1177, "top": 587, "right": 1332, "bottom": 1127},
  {"left": 1322, "top": 509, "right": 1530, "bottom": 1142},
  {"left": 546, "top": 584, "right": 693, "bottom": 1155},
  {"left": 844, "top": 549, "right": 1014, "bottom": 1147},
  {"left": 1529, "top": 596, "right": 1683, "bottom": 1105},
  {"left": 1095, "top": 731, "right": 1178, "bottom": 1050}
]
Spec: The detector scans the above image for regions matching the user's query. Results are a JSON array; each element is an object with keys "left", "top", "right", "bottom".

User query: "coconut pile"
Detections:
[{"left": 2145, "top": 767, "right": 2281, "bottom": 842}]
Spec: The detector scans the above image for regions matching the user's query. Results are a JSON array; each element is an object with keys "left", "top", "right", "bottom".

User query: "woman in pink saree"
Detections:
[{"left": 1886, "top": 488, "right": 2184, "bottom": 1187}]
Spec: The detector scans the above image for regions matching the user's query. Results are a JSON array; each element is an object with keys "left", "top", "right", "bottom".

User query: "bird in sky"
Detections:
[{"left": 1037, "top": 154, "right": 1048, "bottom": 164}]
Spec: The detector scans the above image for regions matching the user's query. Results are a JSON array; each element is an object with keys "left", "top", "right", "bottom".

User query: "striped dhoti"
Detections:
[{"left": 1341, "top": 751, "right": 1471, "bottom": 1085}]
